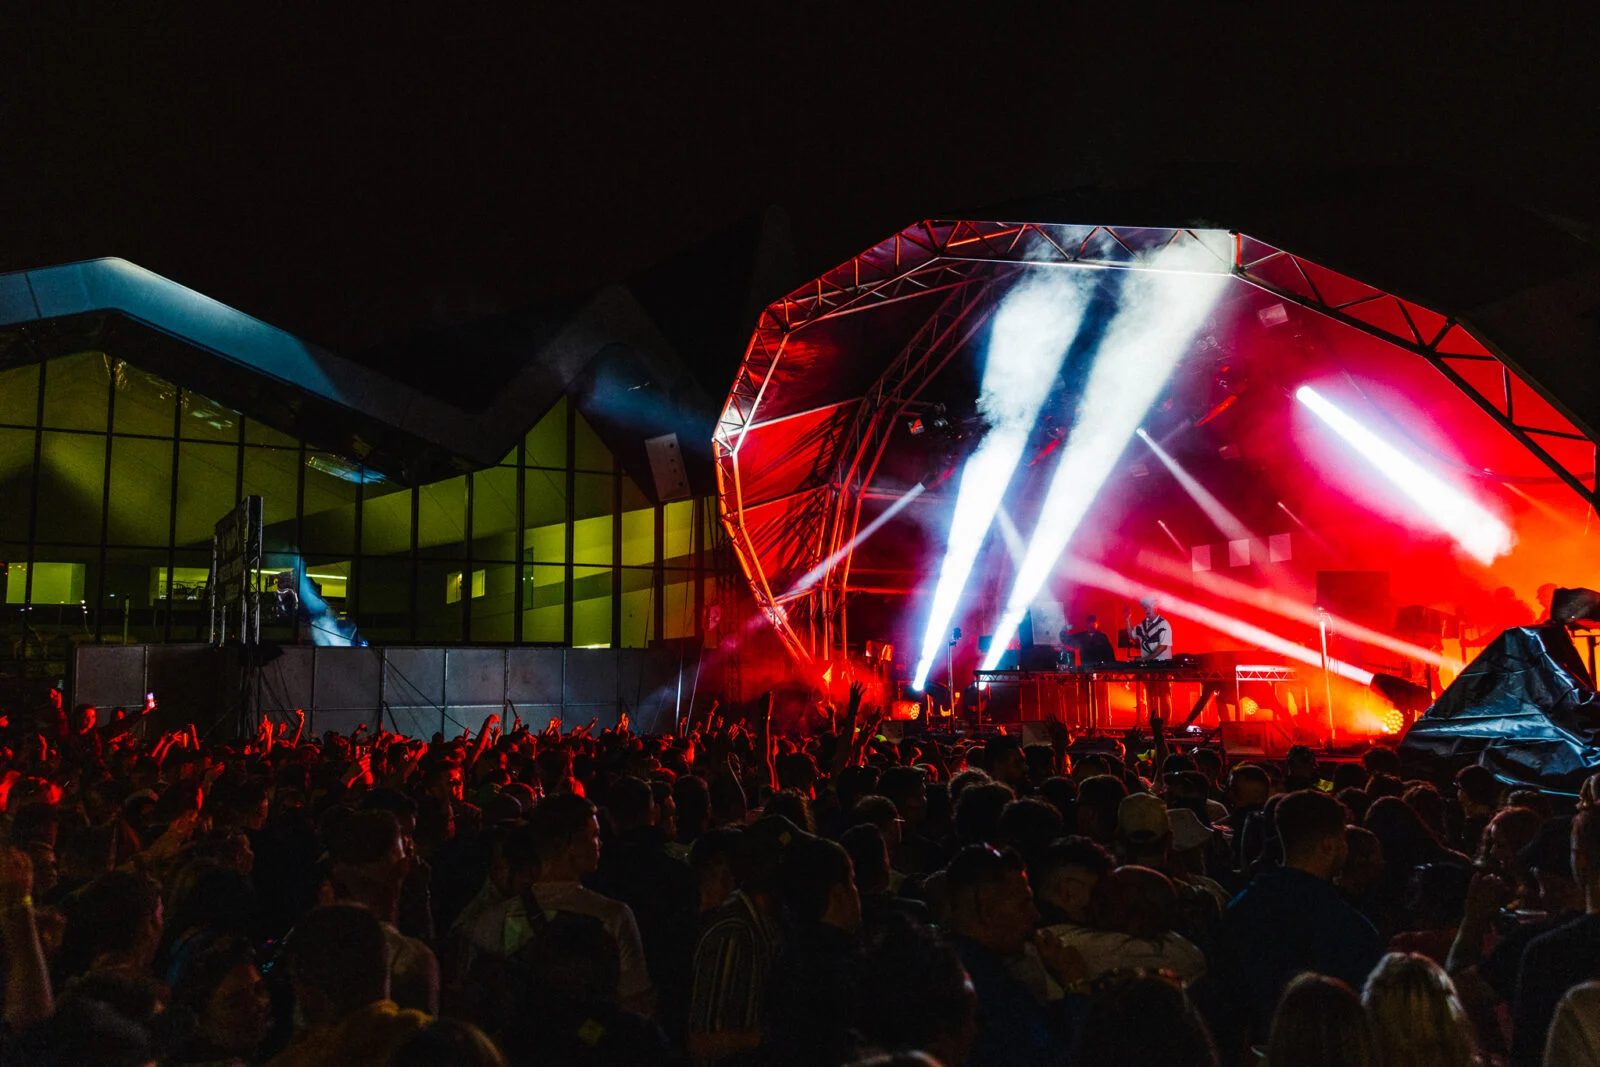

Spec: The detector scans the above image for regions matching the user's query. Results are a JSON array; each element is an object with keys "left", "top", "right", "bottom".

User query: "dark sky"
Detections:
[{"left": 5, "top": 5, "right": 1595, "bottom": 372}]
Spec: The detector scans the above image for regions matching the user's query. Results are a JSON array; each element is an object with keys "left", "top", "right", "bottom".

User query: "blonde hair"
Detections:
[{"left": 1361, "top": 953, "right": 1477, "bottom": 1067}]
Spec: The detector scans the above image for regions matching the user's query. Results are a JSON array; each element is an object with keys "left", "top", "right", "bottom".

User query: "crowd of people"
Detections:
[{"left": 0, "top": 681, "right": 1598, "bottom": 1066}]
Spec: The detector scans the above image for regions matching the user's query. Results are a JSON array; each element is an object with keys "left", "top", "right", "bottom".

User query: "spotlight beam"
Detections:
[
  {"left": 912, "top": 272, "right": 1095, "bottom": 689},
  {"left": 1296, "top": 385, "right": 1511, "bottom": 564},
  {"left": 1134, "top": 547, "right": 1446, "bottom": 666},
  {"left": 780, "top": 482, "right": 926, "bottom": 601},
  {"left": 1136, "top": 428, "right": 1257, "bottom": 542},
  {"left": 981, "top": 257, "right": 1230, "bottom": 672},
  {"left": 1064, "top": 555, "right": 1374, "bottom": 684},
  {"left": 1156, "top": 520, "right": 1187, "bottom": 555},
  {"left": 994, "top": 507, "right": 1029, "bottom": 565},
  {"left": 1275, "top": 500, "right": 1339, "bottom": 558}
]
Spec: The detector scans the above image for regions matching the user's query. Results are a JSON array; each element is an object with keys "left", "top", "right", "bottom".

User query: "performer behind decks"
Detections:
[{"left": 1126, "top": 596, "right": 1174, "bottom": 719}]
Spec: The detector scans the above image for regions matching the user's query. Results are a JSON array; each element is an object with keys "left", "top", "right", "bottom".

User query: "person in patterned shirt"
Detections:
[{"left": 1127, "top": 597, "right": 1174, "bottom": 720}]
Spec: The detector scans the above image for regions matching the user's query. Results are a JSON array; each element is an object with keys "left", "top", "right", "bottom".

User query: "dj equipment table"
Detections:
[{"left": 974, "top": 662, "right": 1299, "bottom": 730}]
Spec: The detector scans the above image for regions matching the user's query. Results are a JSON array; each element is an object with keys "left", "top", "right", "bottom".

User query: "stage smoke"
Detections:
[
  {"left": 912, "top": 271, "right": 1095, "bottom": 689},
  {"left": 982, "top": 251, "right": 1230, "bottom": 671},
  {"left": 1136, "top": 428, "right": 1257, "bottom": 542},
  {"left": 1297, "top": 385, "right": 1512, "bottom": 565}
]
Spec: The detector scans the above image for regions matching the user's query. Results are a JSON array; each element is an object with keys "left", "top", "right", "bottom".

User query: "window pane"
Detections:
[
  {"left": 42, "top": 352, "right": 110, "bottom": 431},
  {"left": 354, "top": 557, "right": 412, "bottom": 642},
  {"left": 573, "top": 516, "right": 612, "bottom": 567},
  {"left": 522, "top": 563, "right": 565, "bottom": 643},
  {"left": 303, "top": 558, "right": 350, "bottom": 601},
  {"left": 245, "top": 418, "right": 298, "bottom": 447},
  {"left": 302, "top": 454, "right": 358, "bottom": 556},
  {"left": 417, "top": 476, "right": 466, "bottom": 558},
  {"left": 620, "top": 566, "right": 653, "bottom": 648},
  {"left": 573, "top": 410, "right": 612, "bottom": 471},
  {"left": 572, "top": 565, "right": 612, "bottom": 647},
  {"left": 20, "top": 548, "right": 94, "bottom": 670},
  {"left": 524, "top": 468, "right": 566, "bottom": 525},
  {"left": 0, "top": 364, "right": 39, "bottom": 427},
  {"left": 471, "top": 466, "right": 518, "bottom": 562},
  {"left": 101, "top": 548, "right": 169, "bottom": 644},
  {"left": 525, "top": 397, "right": 567, "bottom": 469},
  {"left": 361, "top": 481, "right": 414, "bottom": 556},
  {"left": 417, "top": 560, "right": 464, "bottom": 642},
  {"left": 242, "top": 446, "right": 305, "bottom": 551},
  {"left": 11, "top": 560, "right": 86, "bottom": 604},
  {"left": 107, "top": 437, "right": 174, "bottom": 547},
  {"left": 112, "top": 364, "right": 177, "bottom": 437},
  {"left": 621, "top": 506, "right": 654, "bottom": 566},
  {"left": 622, "top": 474, "right": 650, "bottom": 512},
  {"left": 37, "top": 431, "right": 105, "bottom": 543},
  {"left": 175, "top": 442, "right": 240, "bottom": 547},
  {"left": 664, "top": 568, "right": 696, "bottom": 640},
  {"left": 574, "top": 473, "right": 611, "bottom": 522},
  {"left": 0, "top": 428, "right": 35, "bottom": 542},
  {"left": 165, "top": 549, "right": 212, "bottom": 641},
  {"left": 178, "top": 389, "right": 240, "bottom": 442},
  {"left": 664, "top": 500, "right": 694, "bottom": 562},
  {"left": 471, "top": 563, "right": 515, "bottom": 642},
  {"left": 573, "top": 474, "right": 612, "bottom": 565},
  {"left": 301, "top": 558, "right": 354, "bottom": 644}
]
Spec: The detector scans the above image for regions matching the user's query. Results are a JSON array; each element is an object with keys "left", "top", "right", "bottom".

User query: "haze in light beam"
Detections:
[
  {"left": 1134, "top": 547, "right": 1445, "bottom": 666},
  {"left": 1297, "top": 385, "right": 1512, "bottom": 565},
  {"left": 1137, "top": 428, "right": 1257, "bottom": 542},
  {"left": 982, "top": 256, "right": 1230, "bottom": 671},
  {"left": 912, "top": 271, "right": 1096, "bottom": 689},
  {"left": 1065, "top": 555, "right": 1375, "bottom": 684},
  {"left": 782, "top": 482, "right": 925, "bottom": 599}
]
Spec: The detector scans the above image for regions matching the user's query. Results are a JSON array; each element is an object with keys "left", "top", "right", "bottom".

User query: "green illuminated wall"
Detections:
[{"left": 0, "top": 353, "right": 721, "bottom": 671}]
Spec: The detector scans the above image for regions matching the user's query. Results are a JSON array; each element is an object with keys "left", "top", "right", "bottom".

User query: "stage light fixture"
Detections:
[
  {"left": 981, "top": 256, "right": 1230, "bottom": 671},
  {"left": 912, "top": 271, "right": 1095, "bottom": 690},
  {"left": 1296, "top": 385, "right": 1511, "bottom": 565},
  {"left": 1137, "top": 428, "right": 1257, "bottom": 542}
]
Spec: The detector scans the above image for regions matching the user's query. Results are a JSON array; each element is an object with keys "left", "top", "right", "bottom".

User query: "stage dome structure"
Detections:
[{"left": 715, "top": 219, "right": 1600, "bottom": 672}]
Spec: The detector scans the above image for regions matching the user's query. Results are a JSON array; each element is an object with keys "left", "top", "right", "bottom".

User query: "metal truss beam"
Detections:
[{"left": 716, "top": 221, "right": 1600, "bottom": 670}]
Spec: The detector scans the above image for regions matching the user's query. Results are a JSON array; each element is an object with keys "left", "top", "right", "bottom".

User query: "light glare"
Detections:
[
  {"left": 1137, "top": 428, "right": 1256, "bottom": 542},
  {"left": 1296, "top": 385, "right": 1511, "bottom": 564},
  {"left": 982, "top": 260, "right": 1230, "bottom": 671},
  {"left": 912, "top": 272, "right": 1095, "bottom": 689}
]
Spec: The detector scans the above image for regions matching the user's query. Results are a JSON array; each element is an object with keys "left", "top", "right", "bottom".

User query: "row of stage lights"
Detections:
[{"left": 910, "top": 270, "right": 1514, "bottom": 694}]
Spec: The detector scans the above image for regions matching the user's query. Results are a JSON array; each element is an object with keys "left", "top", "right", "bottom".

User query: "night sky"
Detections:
[{"left": 5, "top": 6, "right": 1596, "bottom": 384}]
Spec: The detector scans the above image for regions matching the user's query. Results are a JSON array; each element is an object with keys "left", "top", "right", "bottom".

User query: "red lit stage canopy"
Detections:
[{"left": 715, "top": 221, "right": 1600, "bottom": 667}]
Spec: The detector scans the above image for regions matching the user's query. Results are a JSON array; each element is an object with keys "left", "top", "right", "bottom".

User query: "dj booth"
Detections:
[{"left": 974, "top": 657, "right": 1300, "bottom": 731}]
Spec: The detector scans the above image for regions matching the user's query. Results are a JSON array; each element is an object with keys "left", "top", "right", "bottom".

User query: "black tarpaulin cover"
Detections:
[{"left": 1398, "top": 624, "right": 1600, "bottom": 793}]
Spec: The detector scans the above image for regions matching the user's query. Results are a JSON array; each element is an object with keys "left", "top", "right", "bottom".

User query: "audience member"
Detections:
[{"left": 1264, "top": 972, "right": 1379, "bottom": 1067}]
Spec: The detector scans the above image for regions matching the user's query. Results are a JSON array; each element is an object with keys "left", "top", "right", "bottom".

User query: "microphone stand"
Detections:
[{"left": 1316, "top": 606, "right": 1336, "bottom": 749}]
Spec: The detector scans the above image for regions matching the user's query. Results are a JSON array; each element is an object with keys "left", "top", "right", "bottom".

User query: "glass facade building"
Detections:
[{"left": 0, "top": 351, "right": 727, "bottom": 678}]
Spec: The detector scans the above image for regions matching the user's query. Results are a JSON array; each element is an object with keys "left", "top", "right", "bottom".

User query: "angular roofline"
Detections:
[{"left": 0, "top": 258, "right": 699, "bottom": 487}]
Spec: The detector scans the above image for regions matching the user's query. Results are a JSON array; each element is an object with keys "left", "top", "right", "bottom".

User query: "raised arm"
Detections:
[
  {"left": 0, "top": 848, "right": 51, "bottom": 1030},
  {"left": 830, "top": 682, "right": 865, "bottom": 779}
]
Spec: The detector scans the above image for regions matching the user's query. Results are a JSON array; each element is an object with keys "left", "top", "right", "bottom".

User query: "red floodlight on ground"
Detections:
[{"left": 715, "top": 220, "right": 1600, "bottom": 671}]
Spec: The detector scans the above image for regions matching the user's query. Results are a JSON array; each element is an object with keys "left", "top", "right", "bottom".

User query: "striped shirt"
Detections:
[
  {"left": 687, "top": 891, "right": 784, "bottom": 1038},
  {"left": 1133, "top": 615, "right": 1173, "bottom": 660}
]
